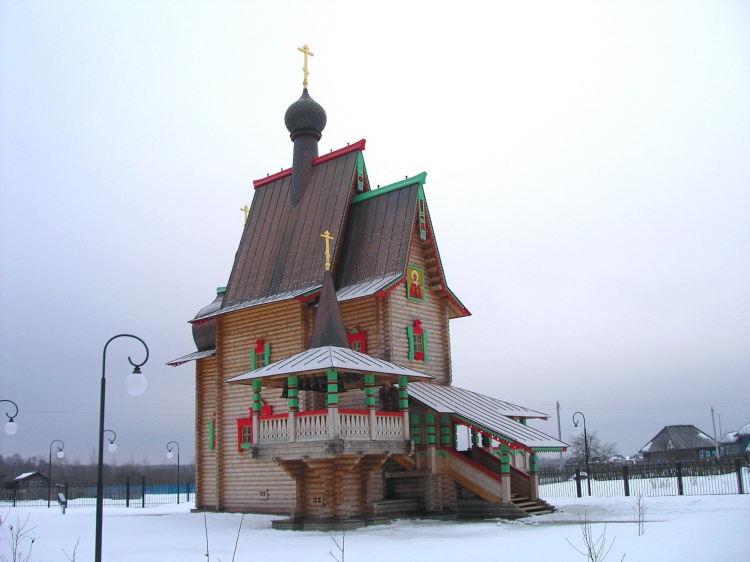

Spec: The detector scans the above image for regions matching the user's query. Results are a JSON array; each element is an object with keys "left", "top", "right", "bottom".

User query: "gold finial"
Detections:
[
  {"left": 297, "top": 44, "right": 314, "bottom": 88},
  {"left": 320, "top": 230, "right": 334, "bottom": 271},
  {"left": 240, "top": 205, "right": 250, "bottom": 225}
]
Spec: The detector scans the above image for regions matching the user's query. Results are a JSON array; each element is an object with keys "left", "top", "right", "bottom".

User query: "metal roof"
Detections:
[
  {"left": 407, "top": 382, "right": 567, "bottom": 452},
  {"left": 166, "top": 348, "right": 216, "bottom": 367},
  {"left": 225, "top": 345, "right": 434, "bottom": 385},
  {"left": 218, "top": 149, "right": 359, "bottom": 316},
  {"left": 640, "top": 425, "right": 717, "bottom": 453}
]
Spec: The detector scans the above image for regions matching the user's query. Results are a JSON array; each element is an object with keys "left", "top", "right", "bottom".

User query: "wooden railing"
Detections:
[{"left": 256, "top": 410, "right": 404, "bottom": 443}]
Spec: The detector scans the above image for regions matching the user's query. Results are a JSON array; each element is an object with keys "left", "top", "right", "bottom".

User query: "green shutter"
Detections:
[
  {"left": 407, "top": 326, "right": 414, "bottom": 360},
  {"left": 422, "top": 328, "right": 429, "bottom": 362},
  {"left": 264, "top": 344, "right": 271, "bottom": 365}
]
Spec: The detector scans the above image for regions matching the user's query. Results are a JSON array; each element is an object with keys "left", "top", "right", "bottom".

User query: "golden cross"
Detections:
[
  {"left": 297, "top": 44, "right": 314, "bottom": 88},
  {"left": 240, "top": 205, "right": 250, "bottom": 225},
  {"left": 320, "top": 230, "right": 334, "bottom": 271}
]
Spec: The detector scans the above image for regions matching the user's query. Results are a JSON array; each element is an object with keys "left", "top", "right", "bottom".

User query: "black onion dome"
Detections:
[
  {"left": 192, "top": 288, "right": 225, "bottom": 351},
  {"left": 284, "top": 89, "right": 327, "bottom": 141}
]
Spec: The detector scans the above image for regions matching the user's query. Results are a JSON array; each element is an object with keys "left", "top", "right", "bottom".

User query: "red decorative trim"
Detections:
[
  {"left": 236, "top": 416, "right": 252, "bottom": 452},
  {"left": 258, "top": 413, "right": 288, "bottom": 421},
  {"left": 375, "top": 277, "right": 405, "bottom": 297},
  {"left": 445, "top": 448, "right": 502, "bottom": 481},
  {"left": 313, "top": 139, "right": 366, "bottom": 165},
  {"left": 296, "top": 409, "right": 328, "bottom": 417},
  {"left": 252, "top": 139, "right": 366, "bottom": 190},
  {"left": 253, "top": 168, "right": 292, "bottom": 189},
  {"left": 347, "top": 328, "right": 367, "bottom": 354},
  {"left": 253, "top": 339, "right": 265, "bottom": 354}
]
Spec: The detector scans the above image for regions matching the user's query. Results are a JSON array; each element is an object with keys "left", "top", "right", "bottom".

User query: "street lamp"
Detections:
[
  {"left": 47, "top": 439, "right": 65, "bottom": 508},
  {"left": 572, "top": 411, "right": 592, "bottom": 496},
  {"left": 1, "top": 399, "right": 19, "bottom": 435},
  {"left": 104, "top": 430, "right": 117, "bottom": 453},
  {"left": 166, "top": 441, "right": 180, "bottom": 505},
  {"left": 95, "top": 334, "right": 149, "bottom": 562}
]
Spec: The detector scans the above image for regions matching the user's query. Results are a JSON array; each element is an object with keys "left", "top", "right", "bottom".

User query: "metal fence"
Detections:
[
  {"left": 539, "top": 457, "right": 749, "bottom": 498},
  {"left": 0, "top": 480, "right": 194, "bottom": 509}
]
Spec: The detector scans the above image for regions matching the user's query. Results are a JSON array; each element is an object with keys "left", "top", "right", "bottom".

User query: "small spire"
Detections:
[
  {"left": 240, "top": 205, "right": 250, "bottom": 225},
  {"left": 297, "top": 44, "right": 314, "bottom": 88}
]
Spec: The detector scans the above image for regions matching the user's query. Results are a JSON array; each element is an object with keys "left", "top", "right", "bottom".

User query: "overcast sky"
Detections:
[{"left": 2, "top": 0, "right": 749, "bottom": 465}]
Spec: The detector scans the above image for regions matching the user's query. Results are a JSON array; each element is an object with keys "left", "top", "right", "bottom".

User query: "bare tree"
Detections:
[
  {"left": 566, "top": 513, "right": 625, "bottom": 562},
  {"left": 632, "top": 494, "right": 647, "bottom": 536},
  {"left": 568, "top": 431, "right": 619, "bottom": 463}
]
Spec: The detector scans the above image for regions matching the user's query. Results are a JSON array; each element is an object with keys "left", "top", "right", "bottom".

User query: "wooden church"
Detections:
[{"left": 168, "top": 47, "right": 566, "bottom": 529}]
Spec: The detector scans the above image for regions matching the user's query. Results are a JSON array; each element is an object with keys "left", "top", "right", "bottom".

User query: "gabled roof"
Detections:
[
  {"left": 407, "top": 382, "right": 567, "bottom": 452},
  {"left": 215, "top": 143, "right": 363, "bottom": 318},
  {"left": 225, "top": 345, "right": 434, "bottom": 386},
  {"left": 335, "top": 173, "right": 469, "bottom": 317},
  {"left": 639, "top": 424, "right": 716, "bottom": 453}
]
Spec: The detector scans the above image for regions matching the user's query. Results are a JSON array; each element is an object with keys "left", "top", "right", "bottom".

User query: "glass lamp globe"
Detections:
[
  {"left": 125, "top": 370, "right": 147, "bottom": 396},
  {"left": 167, "top": 451, "right": 174, "bottom": 459},
  {"left": 56, "top": 450, "right": 65, "bottom": 459},
  {"left": 108, "top": 443, "right": 117, "bottom": 453},
  {"left": 4, "top": 420, "right": 18, "bottom": 435}
]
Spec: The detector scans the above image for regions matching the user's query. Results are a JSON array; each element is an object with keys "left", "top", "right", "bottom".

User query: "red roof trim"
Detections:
[
  {"left": 314, "top": 139, "right": 366, "bottom": 165},
  {"left": 375, "top": 277, "right": 405, "bottom": 297},
  {"left": 253, "top": 168, "right": 292, "bottom": 189},
  {"left": 252, "top": 139, "right": 367, "bottom": 190}
]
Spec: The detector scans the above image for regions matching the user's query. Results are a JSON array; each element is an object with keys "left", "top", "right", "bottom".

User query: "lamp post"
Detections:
[
  {"left": 1, "top": 399, "right": 19, "bottom": 435},
  {"left": 166, "top": 441, "right": 180, "bottom": 504},
  {"left": 95, "top": 335, "right": 149, "bottom": 562},
  {"left": 572, "top": 411, "right": 592, "bottom": 496},
  {"left": 47, "top": 439, "right": 65, "bottom": 508},
  {"left": 104, "top": 430, "right": 117, "bottom": 453}
]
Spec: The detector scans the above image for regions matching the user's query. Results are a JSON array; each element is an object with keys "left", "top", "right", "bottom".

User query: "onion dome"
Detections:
[
  {"left": 284, "top": 89, "right": 327, "bottom": 141},
  {"left": 192, "top": 287, "right": 225, "bottom": 351}
]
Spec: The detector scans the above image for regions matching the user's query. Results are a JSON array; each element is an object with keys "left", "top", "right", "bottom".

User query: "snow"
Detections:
[{"left": 2, "top": 495, "right": 749, "bottom": 561}]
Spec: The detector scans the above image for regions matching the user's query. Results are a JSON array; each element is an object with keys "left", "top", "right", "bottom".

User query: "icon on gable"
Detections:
[{"left": 407, "top": 266, "right": 424, "bottom": 302}]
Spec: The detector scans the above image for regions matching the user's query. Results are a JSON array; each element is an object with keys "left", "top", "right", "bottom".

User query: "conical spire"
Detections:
[{"left": 309, "top": 270, "right": 349, "bottom": 349}]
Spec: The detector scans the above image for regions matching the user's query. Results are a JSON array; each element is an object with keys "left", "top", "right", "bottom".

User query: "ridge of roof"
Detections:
[
  {"left": 253, "top": 139, "right": 366, "bottom": 189},
  {"left": 351, "top": 171, "right": 427, "bottom": 204}
]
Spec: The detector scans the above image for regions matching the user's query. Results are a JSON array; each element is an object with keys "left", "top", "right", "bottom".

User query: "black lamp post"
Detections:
[
  {"left": 572, "top": 411, "right": 592, "bottom": 496},
  {"left": 166, "top": 441, "right": 180, "bottom": 504},
  {"left": 1, "top": 399, "right": 19, "bottom": 435},
  {"left": 47, "top": 439, "right": 65, "bottom": 508},
  {"left": 104, "top": 430, "right": 117, "bottom": 453},
  {"left": 95, "top": 335, "right": 149, "bottom": 562}
]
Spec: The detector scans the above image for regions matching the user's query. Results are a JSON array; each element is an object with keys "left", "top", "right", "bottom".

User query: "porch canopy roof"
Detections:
[
  {"left": 225, "top": 345, "right": 434, "bottom": 388},
  {"left": 407, "top": 382, "right": 568, "bottom": 453}
]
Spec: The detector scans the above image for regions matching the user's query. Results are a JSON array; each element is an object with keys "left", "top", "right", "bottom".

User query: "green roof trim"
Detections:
[{"left": 351, "top": 172, "right": 427, "bottom": 204}]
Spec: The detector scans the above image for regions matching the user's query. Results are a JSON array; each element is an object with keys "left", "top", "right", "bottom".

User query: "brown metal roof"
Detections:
[
  {"left": 334, "top": 182, "right": 418, "bottom": 293},
  {"left": 220, "top": 149, "right": 359, "bottom": 314}
]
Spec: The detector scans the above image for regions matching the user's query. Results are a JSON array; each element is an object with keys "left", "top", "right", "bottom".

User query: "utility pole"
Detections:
[
  {"left": 556, "top": 401, "right": 563, "bottom": 469},
  {"left": 711, "top": 406, "right": 720, "bottom": 459}
]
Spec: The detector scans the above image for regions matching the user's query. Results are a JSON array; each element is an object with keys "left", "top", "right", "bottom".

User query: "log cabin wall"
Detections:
[
  {"left": 220, "top": 301, "right": 305, "bottom": 512},
  {"left": 385, "top": 229, "right": 452, "bottom": 386},
  {"left": 195, "top": 356, "right": 219, "bottom": 510}
]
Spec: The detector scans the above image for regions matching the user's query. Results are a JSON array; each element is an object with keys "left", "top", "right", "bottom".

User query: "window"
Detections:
[
  {"left": 236, "top": 417, "right": 253, "bottom": 452},
  {"left": 347, "top": 327, "right": 367, "bottom": 354},
  {"left": 250, "top": 339, "right": 271, "bottom": 370},
  {"left": 407, "top": 319, "right": 428, "bottom": 362}
]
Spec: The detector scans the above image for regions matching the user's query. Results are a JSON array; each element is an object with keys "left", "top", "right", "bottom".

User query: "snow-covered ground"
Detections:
[{"left": 2, "top": 495, "right": 748, "bottom": 561}]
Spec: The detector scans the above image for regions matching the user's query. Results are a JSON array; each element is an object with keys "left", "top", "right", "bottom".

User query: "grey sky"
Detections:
[{"left": 1, "top": 1, "right": 748, "bottom": 464}]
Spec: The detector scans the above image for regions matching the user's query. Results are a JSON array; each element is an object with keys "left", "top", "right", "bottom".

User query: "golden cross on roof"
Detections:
[
  {"left": 240, "top": 205, "right": 250, "bottom": 225},
  {"left": 297, "top": 44, "right": 314, "bottom": 88},
  {"left": 320, "top": 230, "right": 334, "bottom": 271}
]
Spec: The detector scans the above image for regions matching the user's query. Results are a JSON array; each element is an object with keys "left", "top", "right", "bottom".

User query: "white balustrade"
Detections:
[
  {"left": 339, "top": 412, "right": 370, "bottom": 440},
  {"left": 295, "top": 412, "right": 329, "bottom": 440},
  {"left": 375, "top": 414, "right": 403, "bottom": 439},
  {"left": 258, "top": 416, "right": 289, "bottom": 442}
]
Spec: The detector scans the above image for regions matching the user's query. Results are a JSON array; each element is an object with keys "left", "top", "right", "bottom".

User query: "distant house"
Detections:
[
  {"left": 639, "top": 425, "right": 717, "bottom": 463},
  {"left": 719, "top": 421, "right": 750, "bottom": 458},
  {"left": 10, "top": 471, "right": 49, "bottom": 500}
]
